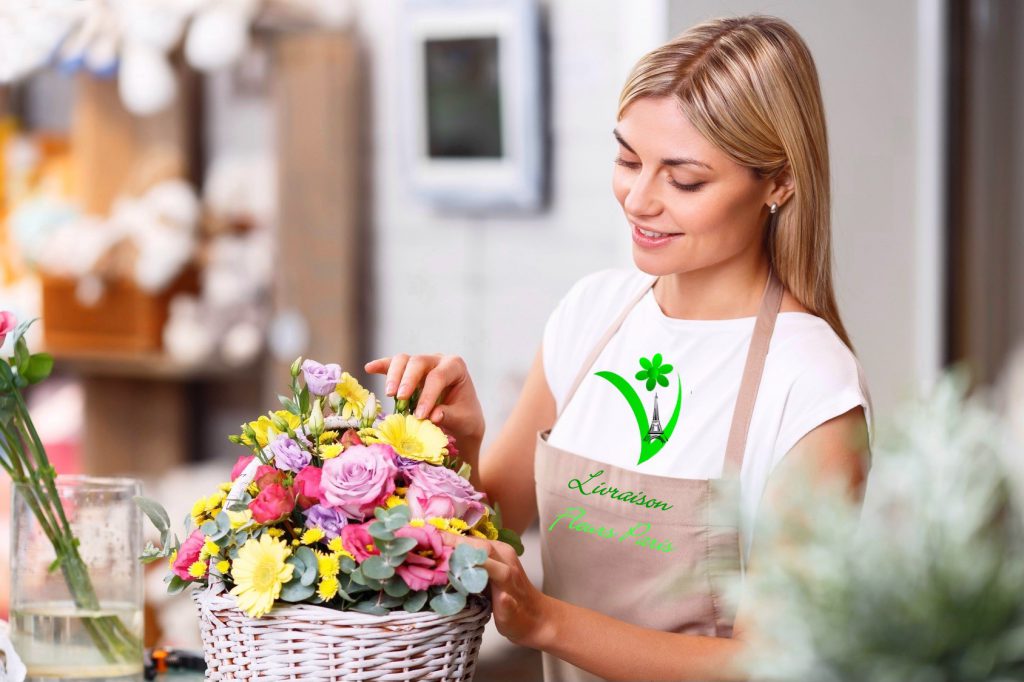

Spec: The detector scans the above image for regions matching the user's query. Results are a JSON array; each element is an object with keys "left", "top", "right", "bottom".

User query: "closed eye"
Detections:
[{"left": 614, "top": 157, "right": 705, "bottom": 193}]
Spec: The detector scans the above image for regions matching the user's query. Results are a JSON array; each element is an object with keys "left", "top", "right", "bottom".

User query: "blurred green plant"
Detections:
[{"left": 735, "top": 368, "right": 1024, "bottom": 682}]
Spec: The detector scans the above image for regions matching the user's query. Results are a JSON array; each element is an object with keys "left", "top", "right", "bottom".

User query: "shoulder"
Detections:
[{"left": 767, "top": 317, "right": 874, "bottom": 464}]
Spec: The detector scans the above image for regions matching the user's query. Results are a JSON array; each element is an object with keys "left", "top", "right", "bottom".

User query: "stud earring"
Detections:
[{"left": 769, "top": 202, "right": 778, "bottom": 214}]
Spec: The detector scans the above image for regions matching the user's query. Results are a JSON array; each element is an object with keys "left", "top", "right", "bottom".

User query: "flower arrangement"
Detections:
[{"left": 140, "top": 357, "right": 523, "bottom": 619}]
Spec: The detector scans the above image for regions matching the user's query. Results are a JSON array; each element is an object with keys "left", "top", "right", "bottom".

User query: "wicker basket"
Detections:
[{"left": 192, "top": 584, "right": 492, "bottom": 681}]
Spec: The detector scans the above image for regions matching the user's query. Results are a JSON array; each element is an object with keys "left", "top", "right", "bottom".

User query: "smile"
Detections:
[{"left": 631, "top": 223, "right": 683, "bottom": 247}]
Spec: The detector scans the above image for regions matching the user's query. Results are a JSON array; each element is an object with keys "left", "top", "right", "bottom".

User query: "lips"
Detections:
[{"left": 631, "top": 223, "right": 682, "bottom": 248}]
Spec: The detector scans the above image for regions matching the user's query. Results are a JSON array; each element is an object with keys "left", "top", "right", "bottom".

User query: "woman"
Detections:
[{"left": 367, "top": 14, "right": 873, "bottom": 682}]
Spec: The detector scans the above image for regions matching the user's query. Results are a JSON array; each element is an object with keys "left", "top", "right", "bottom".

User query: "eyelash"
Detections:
[{"left": 613, "top": 157, "right": 705, "bottom": 192}]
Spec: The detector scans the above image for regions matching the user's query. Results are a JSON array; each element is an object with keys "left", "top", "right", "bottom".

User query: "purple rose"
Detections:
[
  {"left": 270, "top": 434, "right": 310, "bottom": 473},
  {"left": 392, "top": 452, "right": 422, "bottom": 474},
  {"left": 301, "top": 359, "right": 341, "bottom": 396},
  {"left": 406, "top": 462, "right": 486, "bottom": 526},
  {"left": 304, "top": 504, "right": 349, "bottom": 539},
  {"left": 321, "top": 444, "right": 397, "bottom": 521}
]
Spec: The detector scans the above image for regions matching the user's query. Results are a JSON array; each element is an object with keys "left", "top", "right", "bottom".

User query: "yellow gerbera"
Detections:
[
  {"left": 229, "top": 535, "right": 294, "bottom": 618},
  {"left": 362, "top": 414, "right": 447, "bottom": 465},
  {"left": 334, "top": 373, "right": 371, "bottom": 421}
]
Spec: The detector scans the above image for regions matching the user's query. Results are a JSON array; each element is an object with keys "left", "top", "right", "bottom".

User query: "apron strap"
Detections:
[
  {"left": 723, "top": 269, "right": 784, "bottom": 476},
  {"left": 554, "top": 267, "right": 784, "bottom": 477}
]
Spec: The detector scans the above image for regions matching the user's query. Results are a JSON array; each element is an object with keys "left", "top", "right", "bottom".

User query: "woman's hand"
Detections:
[
  {"left": 441, "top": 533, "right": 553, "bottom": 650},
  {"left": 363, "top": 353, "right": 486, "bottom": 455}
]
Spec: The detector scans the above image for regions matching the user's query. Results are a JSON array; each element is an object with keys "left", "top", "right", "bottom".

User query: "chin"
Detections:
[{"left": 631, "top": 249, "right": 690, "bottom": 277}]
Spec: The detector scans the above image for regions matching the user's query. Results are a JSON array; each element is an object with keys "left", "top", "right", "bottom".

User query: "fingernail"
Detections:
[
  {"left": 385, "top": 381, "right": 396, "bottom": 395},
  {"left": 432, "top": 409, "right": 443, "bottom": 423},
  {"left": 414, "top": 406, "right": 425, "bottom": 418}
]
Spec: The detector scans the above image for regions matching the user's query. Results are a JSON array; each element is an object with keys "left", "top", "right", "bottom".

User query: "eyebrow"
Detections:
[{"left": 613, "top": 129, "right": 714, "bottom": 171}]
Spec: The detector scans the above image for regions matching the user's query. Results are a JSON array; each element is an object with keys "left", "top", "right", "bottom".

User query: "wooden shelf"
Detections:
[{"left": 50, "top": 349, "right": 256, "bottom": 381}]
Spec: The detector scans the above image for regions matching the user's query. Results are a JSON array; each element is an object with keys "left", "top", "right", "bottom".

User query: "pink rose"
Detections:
[
  {"left": 172, "top": 529, "right": 207, "bottom": 581},
  {"left": 249, "top": 483, "right": 294, "bottom": 524},
  {"left": 341, "top": 521, "right": 380, "bottom": 562},
  {"left": 253, "top": 465, "right": 286, "bottom": 490},
  {"left": 321, "top": 444, "right": 397, "bottom": 520},
  {"left": 340, "top": 429, "right": 363, "bottom": 448},
  {"left": 405, "top": 462, "right": 486, "bottom": 526},
  {"left": 394, "top": 524, "right": 452, "bottom": 591},
  {"left": 231, "top": 455, "right": 255, "bottom": 481},
  {"left": 293, "top": 466, "right": 322, "bottom": 510},
  {"left": 0, "top": 311, "right": 15, "bottom": 347}
]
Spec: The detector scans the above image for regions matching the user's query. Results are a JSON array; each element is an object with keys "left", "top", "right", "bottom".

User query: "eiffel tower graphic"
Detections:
[{"left": 646, "top": 393, "right": 666, "bottom": 442}]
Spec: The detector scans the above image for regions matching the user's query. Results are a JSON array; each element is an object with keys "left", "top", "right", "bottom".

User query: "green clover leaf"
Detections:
[{"left": 634, "top": 353, "right": 673, "bottom": 391}]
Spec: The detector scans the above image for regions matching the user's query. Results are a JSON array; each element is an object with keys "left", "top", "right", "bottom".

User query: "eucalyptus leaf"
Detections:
[
  {"left": 448, "top": 573, "right": 468, "bottom": 596},
  {"left": 458, "top": 566, "right": 488, "bottom": 593},
  {"left": 403, "top": 590, "right": 429, "bottom": 613},
  {"left": 368, "top": 521, "right": 395, "bottom": 542},
  {"left": 24, "top": 353, "right": 53, "bottom": 384},
  {"left": 293, "top": 546, "right": 319, "bottom": 586},
  {"left": 280, "top": 577, "right": 316, "bottom": 602},
  {"left": 361, "top": 555, "right": 395, "bottom": 580},
  {"left": 430, "top": 590, "right": 466, "bottom": 616},
  {"left": 383, "top": 576, "right": 410, "bottom": 598},
  {"left": 134, "top": 496, "right": 171, "bottom": 534},
  {"left": 498, "top": 527, "right": 525, "bottom": 557},
  {"left": 379, "top": 535, "right": 418, "bottom": 556},
  {"left": 352, "top": 599, "right": 388, "bottom": 616}
]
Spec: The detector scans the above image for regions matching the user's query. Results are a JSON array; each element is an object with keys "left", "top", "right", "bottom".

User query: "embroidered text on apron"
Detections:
[{"left": 533, "top": 268, "right": 785, "bottom": 682}]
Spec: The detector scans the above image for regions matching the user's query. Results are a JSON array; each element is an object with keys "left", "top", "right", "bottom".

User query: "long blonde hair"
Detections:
[{"left": 619, "top": 15, "right": 855, "bottom": 353}]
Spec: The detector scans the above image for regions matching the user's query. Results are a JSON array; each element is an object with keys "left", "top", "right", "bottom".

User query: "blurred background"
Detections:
[{"left": 0, "top": 0, "right": 1021, "bottom": 678}]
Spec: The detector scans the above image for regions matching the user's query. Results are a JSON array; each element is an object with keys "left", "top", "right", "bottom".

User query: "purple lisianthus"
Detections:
[
  {"left": 270, "top": 433, "right": 311, "bottom": 472},
  {"left": 321, "top": 444, "right": 398, "bottom": 521},
  {"left": 304, "top": 504, "right": 349, "bottom": 539},
  {"left": 301, "top": 359, "right": 341, "bottom": 396},
  {"left": 406, "top": 462, "right": 486, "bottom": 526}
]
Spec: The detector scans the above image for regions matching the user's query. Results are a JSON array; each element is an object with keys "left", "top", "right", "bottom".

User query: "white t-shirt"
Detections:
[{"left": 542, "top": 267, "right": 874, "bottom": 559}]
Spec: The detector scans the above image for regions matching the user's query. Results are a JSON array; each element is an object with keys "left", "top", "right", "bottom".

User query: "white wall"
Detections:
[
  {"left": 666, "top": 1, "right": 944, "bottom": 424},
  {"left": 354, "top": 0, "right": 666, "bottom": 445}
]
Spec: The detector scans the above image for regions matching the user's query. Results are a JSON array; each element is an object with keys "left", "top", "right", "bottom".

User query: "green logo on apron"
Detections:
[{"left": 595, "top": 353, "right": 681, "bottom": 465}]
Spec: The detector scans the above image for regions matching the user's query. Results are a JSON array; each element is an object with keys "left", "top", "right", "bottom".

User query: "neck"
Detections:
[{"left": 653, "top": 250, "right": 771, "bottom": 321}]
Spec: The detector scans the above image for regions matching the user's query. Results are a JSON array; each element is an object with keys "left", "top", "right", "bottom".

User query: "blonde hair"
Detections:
[{"left": 619, "top": 15, "right": 855, "bottom": 353}]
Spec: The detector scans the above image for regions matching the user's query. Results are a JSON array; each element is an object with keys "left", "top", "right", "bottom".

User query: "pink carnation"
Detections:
[
  {"left": 394, "top": 524, "right": 452, "bottom": 591},
  {"left": 341, "top": 521, "right": 380, "bottom": 562},
  {"left": 0, "top": 311, "right": 15, "bottom": 347},
  {"left": 172, "top": 530, "right": 207, "bottom": 581}
]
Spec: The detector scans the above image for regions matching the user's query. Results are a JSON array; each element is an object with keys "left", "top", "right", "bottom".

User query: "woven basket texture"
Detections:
[{"left": 192, "top": 586, "right": 492, "bottom": 681}]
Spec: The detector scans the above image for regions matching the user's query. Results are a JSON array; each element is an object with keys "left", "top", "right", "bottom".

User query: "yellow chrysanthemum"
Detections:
[
  {"left": 384, "top": 494, "right": 407, "bottom": 509},
  {"left": 315, "top": 551, "right": 340, "bottom": 578},
  {"left": 200, "top": 537, "right": 220, "bottom": 560},
  {"left": 318, "top": 576, "right": 339, "bottom": 601},
  {"left": 226, "top": 508, "right": 253, "bottom": 530},
  {"left": 188, "top": 560, "right": 208, "bottom": 579},
  {"left": 229, "top": 535, "right": 294, "bottom": 619},
  {"left": 427, "top": 517, "right": 450, "bottom": 532},
  {"left": 471, "top": 517, "right": 499, "bottom": 541},
  {"left": 319, "top": 430, "right": 339, "bottom": 444},
  {"left": 191, "top": 491, "right": 226, "bottom": 526},
  {"left": 334, "top": 372, "right": 371, "bottom": 421},
  {"left": 319, "top": 444, "right": 343, "bottom": 460},
  {"left": 408, "top": 519, "right": 425, "bottom": 528},
  {"left": 395, "top": 486, "right": 408, "bottom": 495},
  {"left": 448, "top": 518, "right": 470, "bottom": 533},
  {"left": 361, "top": 414, "right": 447, "bottom": 465},
  {"left": 291, "top": 539, "right": 301, "bottom": 546},
  {"left": 247, "top": 482, "right": 260, "bottom": 496},
  {"left": 168, "top": 549, "right": 178, "bottom": 569},
  {"left": 267, "top": 528, "right": 285, "bottom": 539},
  {"left": 301, "top": 528, "right": 325, "bottom": 545},
  {"left": 327, "top": 537, "right": 344, "bottom": 553},
  {"left": 218, "top": 481, "right": 234, "bottom": 493},
  {"left": 216, "top": 559, "right": 231, "bottom": 574}
]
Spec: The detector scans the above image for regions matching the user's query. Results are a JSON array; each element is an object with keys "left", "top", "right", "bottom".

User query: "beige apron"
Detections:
[{"left": 533, "top": 268, "right": 785, "bottom": 682}]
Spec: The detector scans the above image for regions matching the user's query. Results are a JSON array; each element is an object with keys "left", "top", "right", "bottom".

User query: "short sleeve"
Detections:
[
  {"left": 542, "top": 290, "right": 572, "bottom": 409},
  {"left": 772, "top": 343, "right": 874, "bottom": 468}
]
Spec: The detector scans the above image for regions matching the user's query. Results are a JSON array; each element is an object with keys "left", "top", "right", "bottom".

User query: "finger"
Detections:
[
  {"left": 364, "top": 357, "right": 392, "bottom": 374},
  {"left": 398, "top": 355, "right": 436, "bottom": 400},
  {"left": 482, "top": 557, "right": 513, "bottom": 585},
  {"left": 414, "top": 361, "right": 453, "bottom": 419},
  {"left": 384, "top": 354, "right": 410, "bottom": 397}
]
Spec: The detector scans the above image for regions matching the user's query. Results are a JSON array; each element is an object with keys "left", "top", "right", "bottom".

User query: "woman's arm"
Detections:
[
  {"left": 366, "top": 345, "right": 555, "bottom": 535},
  {"left": 444, "top": 404, "right": 871, "bottom": 682}
]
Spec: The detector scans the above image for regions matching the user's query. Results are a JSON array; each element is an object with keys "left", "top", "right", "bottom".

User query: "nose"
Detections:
[{"left": 622, "top": 169, "right": 662, "bottom": 218}]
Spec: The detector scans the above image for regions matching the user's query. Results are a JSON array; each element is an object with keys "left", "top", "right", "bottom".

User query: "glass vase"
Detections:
[{"left": 10, "top": 475, "right": 144, "bottom": 681}]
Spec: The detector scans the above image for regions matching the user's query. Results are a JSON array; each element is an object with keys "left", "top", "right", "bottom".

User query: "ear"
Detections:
[{"left": 767, "top": 164, "right": 795, "bottom": 208}]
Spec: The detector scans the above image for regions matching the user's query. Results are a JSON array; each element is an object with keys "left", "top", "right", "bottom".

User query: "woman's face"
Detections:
[{"left": 611, "top": 96, "right": 786, "bottom": 276}]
